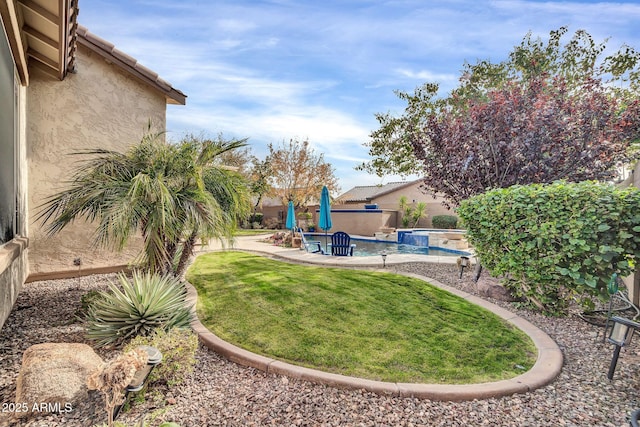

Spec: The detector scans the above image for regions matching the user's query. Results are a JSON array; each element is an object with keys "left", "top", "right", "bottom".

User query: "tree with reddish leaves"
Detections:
[
  {"left": 359, "top": 27, "right": 640, "bottom": 203},
  {"left": 412, "top": 75, "right": 640, "bottom": 206}
]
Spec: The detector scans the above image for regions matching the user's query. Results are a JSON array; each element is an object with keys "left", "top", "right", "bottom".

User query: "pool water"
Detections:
[
  {"left": 305, "top": 234, "right": 467, "bottom": 257},
  {"left": 350, "top": 239, "right": 466, "bottom": 257}
]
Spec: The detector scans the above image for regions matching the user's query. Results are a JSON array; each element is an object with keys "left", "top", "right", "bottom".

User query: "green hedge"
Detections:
[
  {"left": 248, "top": 212, "right": 264, "bottom": 224},
  {"left": 431, "top": 215, "right": 458, "bottom": 229},
  {"left": 457, "top": 181, "right": 640, "bottom": 314}
]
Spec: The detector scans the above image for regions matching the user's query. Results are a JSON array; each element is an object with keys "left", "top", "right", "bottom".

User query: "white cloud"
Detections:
[
  {"left": 80, "top": 0, "right": 640, "bottom": 192},
  {"left": 395, "top": 68, "right": 458, "bottom": 84},
  {"left": 216, "top": 19, "right": 257, "bottom": 33},
  {"left": 169, "top": 104, "right": 370, "bottom": 151}
]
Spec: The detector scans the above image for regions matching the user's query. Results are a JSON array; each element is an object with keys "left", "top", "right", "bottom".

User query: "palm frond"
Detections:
[{"left": 38, "top": 129, "right": 253, "bottom": 276}]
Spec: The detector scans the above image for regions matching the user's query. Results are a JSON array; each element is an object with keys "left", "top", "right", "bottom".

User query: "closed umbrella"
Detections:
[
  {"left": 318, "top": 186, "right": 332, "bottom": 253},
  {"left": 285, "top": 200, "right": 296, "bottom": 238}
]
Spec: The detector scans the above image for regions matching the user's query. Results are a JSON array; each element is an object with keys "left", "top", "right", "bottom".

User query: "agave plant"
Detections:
[{"left": 86, "top": 271, "right": 193, "bottom": 347}]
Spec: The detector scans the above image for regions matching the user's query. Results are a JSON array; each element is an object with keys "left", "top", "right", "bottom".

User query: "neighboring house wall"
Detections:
[
  {"left": 368, "top": 187, "right": 453, "bottom": 228},
  {"left": 260, "top": 183, "right": 457, "bottom": 235},
  {"left": 260, "top": 205, "right": 286, "bottom": 229},
  {"left": 324, "top": 209, "right": 397, "bottom": 236},
  {"left": 623, "top": 162, "right": 640, "bottom": 306},
  {"left": 260, "top": 205, "right": 320, "bottom": 230},
  {"left": 26, "top": 44, "right": 166, "bottom": 278},
  {"left": 335, "top": 182, "right": 456, "bottom": 230}
]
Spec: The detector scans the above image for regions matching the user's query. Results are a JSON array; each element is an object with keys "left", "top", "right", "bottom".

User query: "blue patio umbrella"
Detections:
[
  {"left": 318, "top": 186, "right": 332, "bottom": 252},
  {"left": 285, "top": 201, "right": 296, "bottom": 237}
]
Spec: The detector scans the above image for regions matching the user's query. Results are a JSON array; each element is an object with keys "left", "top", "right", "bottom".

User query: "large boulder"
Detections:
[
  {"left": 476, "top": 276, "right": 519, "bottom": 302},
  {"left": 14, "top": 343, "right": 103, "bottom": 418}
]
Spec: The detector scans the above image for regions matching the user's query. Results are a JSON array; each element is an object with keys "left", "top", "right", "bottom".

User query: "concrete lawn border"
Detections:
[{"left": 185, "top": 250, "right": 563, "bottom": 402}]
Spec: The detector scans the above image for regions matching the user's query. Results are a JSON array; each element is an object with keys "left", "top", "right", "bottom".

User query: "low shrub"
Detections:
[
  {"left": 125, "top": 328, "right": 199, "bottom": 389},
  {"left": 85, "top": 271, "right": 193, "bottom": 347},
  {"left": 248, "top": 212, "right": 264, "bottom": 224},
  {"left": 432, "top": 214, "right": 458, "bottom": 229},
  {"left": 298, "top": 212, "right": 312, "bottom": 220},
  {"left": 458, "top": 181, "right": 640, "bottom": 314},
  {"left": 263, "top": 217, "right": 280, "bottom": 229},
  {"left": 76, "top": 289, "right": 102, "bottom": 319}
]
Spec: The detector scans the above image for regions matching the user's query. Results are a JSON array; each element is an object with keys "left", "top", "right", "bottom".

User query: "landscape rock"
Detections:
[
  {"left": 476, "top": 276, "right": 520, "bottom": 302},
  {"left": 14, "top": 343, "right": 103, "bottom": 418}
]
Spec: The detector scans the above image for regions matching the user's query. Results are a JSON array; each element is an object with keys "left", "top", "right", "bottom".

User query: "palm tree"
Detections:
[
  {"left": 398, "top": 196, "right": 412, "bottom": 228},
  {"left": 37, "top": 130, "right": 252, "bottom": 277},
  {"left": 411, "top": 201, "right": 428, "bottom": 228}
]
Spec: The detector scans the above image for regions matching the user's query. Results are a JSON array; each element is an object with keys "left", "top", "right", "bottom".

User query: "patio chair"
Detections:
[
  {"left": 298, "top": 228, "right": 324, "bottom": 254},
  {"left": 331, "top": 231, "right": 356, "bottom": 256}
]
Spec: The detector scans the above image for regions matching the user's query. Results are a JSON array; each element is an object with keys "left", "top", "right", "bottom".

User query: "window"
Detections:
[{"left": 0, "top": 19, "right": 16, "bottom": 244}]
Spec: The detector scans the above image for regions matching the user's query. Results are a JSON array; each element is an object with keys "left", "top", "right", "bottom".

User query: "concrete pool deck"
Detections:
[
  {"left": 200, "top": 233, "right": 464, "bottom": 267},
  {"left": 189, "top": 234, "right": 563, "bottom": 401}
]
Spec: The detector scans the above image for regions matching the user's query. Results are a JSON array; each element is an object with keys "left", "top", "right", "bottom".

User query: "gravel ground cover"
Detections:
[{"left": 1, "top": 263, "right": 640, "bottom": 426}]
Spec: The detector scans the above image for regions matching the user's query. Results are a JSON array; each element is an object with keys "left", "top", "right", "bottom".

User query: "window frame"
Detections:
[{"left": 0, "top": 17, "right": 17, "bottom": 246}]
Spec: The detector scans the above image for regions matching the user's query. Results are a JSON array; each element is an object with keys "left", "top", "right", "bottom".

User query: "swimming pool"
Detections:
[
  {"left": 350, "top": 238, "right": 468, "bottom": 257},
  {"left": 307, "top": 234, "right": 468, "bottom": 257}
]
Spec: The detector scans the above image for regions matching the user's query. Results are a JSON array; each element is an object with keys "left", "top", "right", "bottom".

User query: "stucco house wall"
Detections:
[
  {"left": 370, "top": 187, "right": 454, "bottom": 228},
  {"left": 325, "top": 209, "right": 397, "bottom": 236},
  {"left": 0, "top": 0, "right": 185, "bottom": 329},
  {"left": 26, "top": 44, "right": 167, "bottom": 278}
]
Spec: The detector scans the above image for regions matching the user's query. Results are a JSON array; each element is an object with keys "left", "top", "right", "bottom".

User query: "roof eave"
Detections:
[
  {"left": 0, "top": 0, "right": 30, "bottom": 84},
  {"left": 58, "top": 0, "right": 76, "bottom": 80}
]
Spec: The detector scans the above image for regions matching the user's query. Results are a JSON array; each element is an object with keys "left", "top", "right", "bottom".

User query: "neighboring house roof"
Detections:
[
  {"left": 259, "top": 196, "right": 285, "bottom": 208},
  {"left": 337, "top": 180, "right": 422, "bottom": 203},
  {"left": 76, "top": 25, "right": 186, "bottom": 105}
]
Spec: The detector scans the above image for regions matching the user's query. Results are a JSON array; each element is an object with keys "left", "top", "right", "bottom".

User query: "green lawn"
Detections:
[{"left": 186, "top": 251, "right": 536, "bottom": 384}]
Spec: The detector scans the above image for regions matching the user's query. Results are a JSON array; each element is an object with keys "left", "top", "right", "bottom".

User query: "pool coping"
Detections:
[{"left": 186, "top": 246, "right": 563, "bottom": 401}]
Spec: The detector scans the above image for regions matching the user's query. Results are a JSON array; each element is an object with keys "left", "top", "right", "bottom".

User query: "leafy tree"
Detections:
[
  {"left": 266, "top": 138, "right": 339, "bottom": 208},
  {"left": 37, "top": 130, "right": 252, "bottom": 277},
  {"left": 248, "top": 156, "right": 273, "bottom": 210},
  {"left": 359, "top": 27, "right": 640, "bottom": 198}
]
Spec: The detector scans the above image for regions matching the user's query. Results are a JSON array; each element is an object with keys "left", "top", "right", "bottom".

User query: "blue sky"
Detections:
[{"left": 78, "top": 0, "right": 640, "bottom": 194}]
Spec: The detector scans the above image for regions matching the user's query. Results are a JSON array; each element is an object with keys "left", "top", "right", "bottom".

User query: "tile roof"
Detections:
[
  {"left": 76, "top": 25, "right": 186, "bottom": 105},
  {"left": 337, "top": 180, "right": 421, "bottom": 203}
]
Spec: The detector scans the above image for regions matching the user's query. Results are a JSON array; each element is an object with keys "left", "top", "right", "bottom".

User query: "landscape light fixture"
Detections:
[
  {"left": 381, "top": 250, "right": 387, "bottom": 268},
  {"left": 113, "top": 345, "right": 163, "bottom": 419},
  {"left": 459, "top": 256, "right": 470, "bottom": 279},
  {"left": 606, "top": 316, "right": 639, "bottom": 380}
]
